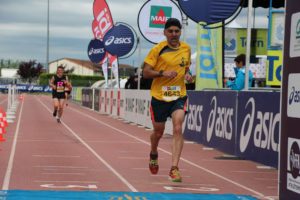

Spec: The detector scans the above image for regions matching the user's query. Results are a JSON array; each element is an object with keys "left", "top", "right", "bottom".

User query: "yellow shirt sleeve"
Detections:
[{"left": 144, "top": 47, "right": 158, "bottom": 68}]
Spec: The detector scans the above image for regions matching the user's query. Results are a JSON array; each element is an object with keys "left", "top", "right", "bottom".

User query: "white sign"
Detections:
[
  {"left": 290, "top": 12, "right": 300, "bottom": 57},
  {"left": 137, "top": 0, "right": 182, "bottom": 44},
  {"left": 287, "top": 137, "right": 300, "bottom": 194},
  {"left": 287, "top": 74, "right": 300, "bottom": 118}
]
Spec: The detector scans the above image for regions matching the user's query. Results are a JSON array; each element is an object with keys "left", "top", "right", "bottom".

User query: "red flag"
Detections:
[{"left": 92, "top": 0, "right": 119, "bottom": 83}]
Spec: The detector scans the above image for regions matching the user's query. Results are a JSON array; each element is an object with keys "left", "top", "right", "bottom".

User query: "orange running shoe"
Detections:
[
  {"left": 169, "top": 167, "right": 182, "bottom": 182},
  {"left": 149, "top": 153, "right": 159, "bottom": 174}
]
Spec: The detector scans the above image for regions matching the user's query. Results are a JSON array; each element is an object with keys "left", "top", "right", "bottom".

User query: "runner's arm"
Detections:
[
  {"left": 143, "top": 63, "right": 177, "bottom": 79},
  {"left": 49, "top": 76, "right": 56, "bottom": 90}
]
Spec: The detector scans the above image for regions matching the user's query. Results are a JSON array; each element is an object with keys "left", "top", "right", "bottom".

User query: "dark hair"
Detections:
[
  {"left": 234, "top": 54, "right": 246, "bottom": 65},
  {"left": 57, "top": 65, "right": 64, "bottom": 70},
  {"left": 164, "top": 18, "right": 182, "bottom": 30}
]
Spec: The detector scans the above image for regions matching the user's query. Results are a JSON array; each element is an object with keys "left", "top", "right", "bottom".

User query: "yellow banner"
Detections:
[
  {"left": 266, "top": 50, "right": 282, "bottom": 86},
  {"left": 196, "top": 23, "right": 223, "bottom": 90}
]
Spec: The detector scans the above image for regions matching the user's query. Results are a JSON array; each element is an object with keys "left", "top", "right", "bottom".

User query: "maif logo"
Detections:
[{"left": 149, "top": 6, "right": 172, "bottom": 28}]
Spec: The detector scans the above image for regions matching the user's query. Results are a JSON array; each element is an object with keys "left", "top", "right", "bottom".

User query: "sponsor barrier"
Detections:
[
  {"left": 136, "top": 90, "right": 150, "bottom": 127},
  {"left": 76, "top": 87, "right": 280, "bottom": 167},
  {"left": 184, "top": 91, "right": 237, "bottom": 155},
  {"left": 94, "top": 89, "right": 100, "bottom": 112},
  {"left": 0, "top": 84, "right": 52, "bottom": 93},
  {"left": 236, "top": 91, "right": 280, "bottom": 167},
  {"left": 119, "top": 89, "right": 125, "bottom": 119},
  {"left": 124, "top": 90, "right": 137, "bottom": 124}
]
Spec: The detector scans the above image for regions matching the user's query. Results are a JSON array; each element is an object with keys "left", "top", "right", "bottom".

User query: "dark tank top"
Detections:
[{"left": 53, "top": 75, "right": 66, "bottom": 93}]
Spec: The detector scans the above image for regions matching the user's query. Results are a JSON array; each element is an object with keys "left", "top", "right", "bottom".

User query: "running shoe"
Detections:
[
  {"left": 169, "top": 167, "right": 182, "bottom": 182},
  {"left": 149, "top": 153, "right": 159, "bottom": 175},
  {"left": 57, "top": 118, "right": 61, "bottom": 123},
  {"left": 53, "top": 110, "right": 57, "bottom": 117}
]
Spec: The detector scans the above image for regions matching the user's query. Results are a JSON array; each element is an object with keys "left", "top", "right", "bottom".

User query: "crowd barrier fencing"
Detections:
[{"left": 72, "top": 88, "right": 280, "bottom": 168}]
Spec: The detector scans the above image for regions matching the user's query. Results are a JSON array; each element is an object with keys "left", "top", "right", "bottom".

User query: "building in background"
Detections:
[
  {"left": 49, "top": 58, "right": 103, "bottom": 76},
  {"left": 49, "top": 58, "right": 135, "bottom": 78}
]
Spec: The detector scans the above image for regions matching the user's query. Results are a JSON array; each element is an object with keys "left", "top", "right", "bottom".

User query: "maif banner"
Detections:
[
  {"left": 137, "top": 0, "right": 182, "bottom": 44},
  {"left": 196, "top": 24, "right": 223, "bottom": 90}
]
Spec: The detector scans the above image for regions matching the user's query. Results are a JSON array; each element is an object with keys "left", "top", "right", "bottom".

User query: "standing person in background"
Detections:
[
  {"left": 143, "top": 18, "right": 193, "bottom": 182},
  {"left": 49, "top": 66, "right": 70, "bottom": 123},
  {"left": 226, "top": 54, "right": 254, "bottom": 91}
]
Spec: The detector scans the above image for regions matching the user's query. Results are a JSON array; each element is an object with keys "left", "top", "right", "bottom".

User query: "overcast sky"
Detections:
[{"left": 0, "top": 0, "right": 270, "bottom": 67}]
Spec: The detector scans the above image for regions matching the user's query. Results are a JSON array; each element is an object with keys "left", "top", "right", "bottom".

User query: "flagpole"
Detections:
[{"left": 46, "top": 0, "right": 50, "bottom": 72}]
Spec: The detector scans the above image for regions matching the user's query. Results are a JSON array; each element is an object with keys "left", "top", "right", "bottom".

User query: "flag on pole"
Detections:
[{"left": 196, "top": 23, "right": 223, "bottom": 90}]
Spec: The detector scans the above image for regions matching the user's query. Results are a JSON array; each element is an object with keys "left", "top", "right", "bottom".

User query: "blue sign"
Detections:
[
  {"left": 236, "top": 92, "right": 280, "bottom": 168},
  {"left": 178, "top": 0, "right": 240, "bottom": 24},
  {"left": 0, "top": 84, "right": 52, "bottom": 93},
  {"left": 103, "top": 23, "right": 136, "bottom": 58},
  {"left": 87, "top": 39, "right": 106, "bottom": 63},
  {"left": 184, "top": 91, "right": 237, "bottom": 155}
]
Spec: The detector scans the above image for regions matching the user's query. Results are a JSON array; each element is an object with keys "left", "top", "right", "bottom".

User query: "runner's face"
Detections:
[
  {"left": 164, "top": 26, "right": 181, "bottom": 48},
  {"left": 57, "top": 68, "right": 64, "bottom": 77}
]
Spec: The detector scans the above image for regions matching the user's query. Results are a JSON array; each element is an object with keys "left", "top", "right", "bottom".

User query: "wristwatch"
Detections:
[{"left": 159, "top": 70, "right": 164, "bottom": 77}]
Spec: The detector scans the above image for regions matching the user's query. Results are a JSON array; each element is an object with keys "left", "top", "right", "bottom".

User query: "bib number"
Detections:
[
  {"left": 57, "top": 81, "right": 64, "bottom": 93},
  {"left": 162, "top": 86, "right": 181, "bottom": 101}
]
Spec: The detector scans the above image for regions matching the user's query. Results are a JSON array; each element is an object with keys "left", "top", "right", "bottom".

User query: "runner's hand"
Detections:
[
  {"left": 163, "top": 71, "right": 177, "bottom": 78},
  {"left": 185, "top": 73, "right": 193, "bottom": 83}
]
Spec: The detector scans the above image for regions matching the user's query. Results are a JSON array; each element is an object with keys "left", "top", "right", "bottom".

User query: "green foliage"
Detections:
[
  {"left": 39, "top": 73, "right": 104, "bottom": 87},
  {"left": 18, "top": 60, "right": 44, "bottom": 83}
]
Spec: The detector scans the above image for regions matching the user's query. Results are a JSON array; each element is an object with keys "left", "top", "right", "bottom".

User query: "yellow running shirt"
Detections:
[{"left": 144, "top": 40, "right": 191, "bottom": 102}]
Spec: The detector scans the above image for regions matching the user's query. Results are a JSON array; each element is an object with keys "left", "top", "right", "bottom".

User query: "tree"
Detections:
[{"left": 17, "top": 60, "right": 44, "bottom": 83}]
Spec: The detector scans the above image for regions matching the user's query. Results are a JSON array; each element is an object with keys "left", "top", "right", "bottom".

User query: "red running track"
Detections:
[{"left": 0, "top": 94, "right": 279, "bottom": 199}]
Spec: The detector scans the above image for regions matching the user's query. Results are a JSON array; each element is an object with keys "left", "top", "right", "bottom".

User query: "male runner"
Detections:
[
  {"left": 49, "top": 66, "right": 70, "bottom": 123},
  {"left": 143, "top": 18, "right": 193, "bottom": 182}
]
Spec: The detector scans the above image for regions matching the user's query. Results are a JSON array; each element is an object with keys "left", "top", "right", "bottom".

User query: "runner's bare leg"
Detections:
[
  {"left": 151, "top": 122, "right": 165, "bottom": 154},
  {"left": 171, "top": 109, "right": 185, "bottom": 167}
]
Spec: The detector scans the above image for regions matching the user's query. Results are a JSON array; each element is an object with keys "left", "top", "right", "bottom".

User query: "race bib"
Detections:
[
  {"left": 57, "top": 81, "right": 64, "bottom": 93},
  {"left": 162, "top": 86, "right": 181, "bottom": 101}
]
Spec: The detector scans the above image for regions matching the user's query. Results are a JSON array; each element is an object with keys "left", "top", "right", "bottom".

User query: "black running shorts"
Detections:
[
  {"left": 150, "top": 96, "right": 188, "bottom": 123},
  {"left": 52, "top": 91, "right": 65, "bottom": 99}
]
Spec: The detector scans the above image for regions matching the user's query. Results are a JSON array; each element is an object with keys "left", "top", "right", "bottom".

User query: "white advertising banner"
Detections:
[
  {"left": 124, "top": 89, "right": 137, "bottom": 124},
  {"left": 119, "top": 89, "right": 125, "bottom": 118},
  {"left": 138, "top": 0, "right": 182, "bottom": 44},
  {"left": 111, "top": 89, "right": 119, "bottom": 117},
  {"left": 136, "top": 90, "right": 151, "bottom": 127}
]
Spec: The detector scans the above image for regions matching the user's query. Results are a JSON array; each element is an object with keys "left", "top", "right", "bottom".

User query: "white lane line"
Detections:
[
  {"left": 41, "top": 173, "right": 85, "bottom": 175},
  {"left": 32, "top": 155, "right": 80, "bottom": 158},
  {"left": 118, "top": 157, "right": 147, "bottom": 160},
  {"left": 256, "top": 166, "right": 275, "bottom": 170},
  {"left": 34, "top": 180, "right": 98, "bottom": 183},
  {"left": 69, "top": 105, "right": 271, "bottom": 200},
  {"left": 231, "top": 170, "right": 277, "bottom": 174},
  {"left": 2, "top": 98, "right": 24, "bottom": 190},
  {"left": 37, "top": 98, "right": 138, "bottom": 192},
  {"left": 34, "top": 165, "right": 88, "bottom": 169}
]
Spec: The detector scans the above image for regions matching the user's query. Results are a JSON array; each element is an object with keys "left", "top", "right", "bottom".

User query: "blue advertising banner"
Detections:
[
  {"left": 104, "top": 23, "right": 137, "bottom": 58},
  {"left": 87, "top": 39, "right": 106, "bottom": 63},
  {"left": 236, "top": 92, "right": 280, "bottom": 168},
  {"left": 178, "top": 0, "right": 240, "bottom": 24},
  {"left": 0, "top": 84, "right": 52, "bottom": 93},
  {"left": 184, "top": 91, "right": 237, "bottom": 155}
]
